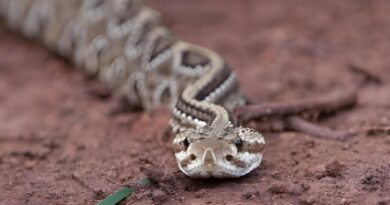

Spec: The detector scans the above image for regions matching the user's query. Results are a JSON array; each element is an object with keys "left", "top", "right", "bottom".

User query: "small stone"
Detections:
[
  {"left": 194, "top": 190, "right": 206, "bottom": 198},
  {"left": 268, "top": 182, "right": 288, "bottom": 194},
  {"left": 309, "top": 159, "right": 344, "bottom": 179},
  {"left": 151, "top": 190, "right": 168, "bottom": 205},
  {"left": 324, "top": 159, "right": 344, "bottom": 178},
  {"left": 301, "top": 183, "right": 311, "bottom": 191},
  {"left": 267, "top": 182, "right": 302, "bottom": 195},
  {"left": 107, "top": 169, "right": 118, "bottom": 178},
  {"left": 24, "top": 160, "right": 38, "bottom": 169},
  {"left": 269, "top": 170, "right": 282, "bottom": 179},
  {"left": 308, "top": 164, "right": 326, "bottom": 178},
  {"left": 242, "top": 190, "right": 260, "bottom": 199},
  {"left": 299, "top": 196, "right": 316, "bottom": 205}
]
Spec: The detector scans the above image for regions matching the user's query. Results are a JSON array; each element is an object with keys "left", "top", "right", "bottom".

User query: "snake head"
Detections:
[{"left": 173, "top": 126, "right": 265, "bottom": 178}]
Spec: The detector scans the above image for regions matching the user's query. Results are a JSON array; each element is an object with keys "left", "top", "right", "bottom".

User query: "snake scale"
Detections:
[{"left": 0, "top": 0, "right": 265, "bottom": 178}]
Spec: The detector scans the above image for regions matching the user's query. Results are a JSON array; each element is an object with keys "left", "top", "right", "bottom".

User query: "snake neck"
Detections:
[{"left": 170, "top": 42, "right": 241, "bottom": 134}]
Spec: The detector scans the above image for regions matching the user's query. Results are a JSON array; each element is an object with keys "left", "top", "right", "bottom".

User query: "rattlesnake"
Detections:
[{"left": 0, "top": 0, "right": 265, "bottom": 178}]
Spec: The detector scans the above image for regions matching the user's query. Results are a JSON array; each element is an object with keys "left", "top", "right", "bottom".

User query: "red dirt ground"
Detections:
[{"left": 1, "top": 0, "right": 390, "bottom": 204}]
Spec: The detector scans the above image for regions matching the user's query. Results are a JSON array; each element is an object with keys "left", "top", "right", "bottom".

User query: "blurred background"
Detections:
[{"left": 0, "top": 0, "right": 389, "bottom": 204}]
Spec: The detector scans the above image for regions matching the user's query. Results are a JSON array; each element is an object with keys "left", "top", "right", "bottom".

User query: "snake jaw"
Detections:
[{"left": 173, "top": 127, "right": 265, "bottom": 178}]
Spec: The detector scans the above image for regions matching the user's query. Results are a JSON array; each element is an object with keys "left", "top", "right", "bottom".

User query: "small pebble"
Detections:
[
  {"left": 151, "top": 189, "right": 168, "bottom": 204},
  {"left": 267, "top": 182, "right": 302, "bottom": 195}
]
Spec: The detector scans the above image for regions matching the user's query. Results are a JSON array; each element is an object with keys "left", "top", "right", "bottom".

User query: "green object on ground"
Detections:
[
  {"left": 97, "top": 187, "right": 134, "bottom": 205},
  {"left": 96, "top": 178, "right": 151, "bottom": 205}
]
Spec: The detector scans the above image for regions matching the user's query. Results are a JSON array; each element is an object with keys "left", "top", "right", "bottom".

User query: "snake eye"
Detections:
[
  {"left": 234, "top": 138, "right": 243, "bottom": 151},
  {"left": 226, "top": 155, "right": 233, "bottom": 161},
  {"left": 183, "top": 138, "right": 190, "bottom": 150}
]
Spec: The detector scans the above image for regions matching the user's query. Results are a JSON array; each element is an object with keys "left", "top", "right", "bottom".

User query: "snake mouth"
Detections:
[
  {"left": 188, "top": 163, "right": 245, "bottom": 178},
  {"left": 176, "top": 150, "right": 264, "bottom": 178}
]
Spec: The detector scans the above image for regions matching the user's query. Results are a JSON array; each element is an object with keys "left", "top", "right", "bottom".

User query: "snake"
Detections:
[{"left": 0, "top": 0, "right": 265, "bottom": 178}]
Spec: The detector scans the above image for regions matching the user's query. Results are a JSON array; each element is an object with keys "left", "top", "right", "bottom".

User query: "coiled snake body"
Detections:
[{"left": 0, "top": 0, "right": 265, "bottom": 178}]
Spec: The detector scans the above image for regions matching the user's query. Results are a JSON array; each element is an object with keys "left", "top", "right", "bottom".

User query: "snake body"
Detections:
[{"left": 0, "top": 0, "right": 265, "bottom": 178}]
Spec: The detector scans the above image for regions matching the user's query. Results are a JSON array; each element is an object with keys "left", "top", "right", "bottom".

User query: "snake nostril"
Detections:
[
  {"left": 226, "top": 155, "right": 233, "bottom": 161},
  {"left": 190, "top": 154, "right": 196, "bottom": 161}
]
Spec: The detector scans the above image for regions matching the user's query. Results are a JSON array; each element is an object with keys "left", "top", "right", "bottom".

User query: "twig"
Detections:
[
  {"left": 235, "top": 89, "right": 358, "bottom": 140},
  {"left": 285, "top": 116, "right": 355, "bottom": 141},
  {"left": 349, "top": 64, "right": 382, "bottom": 85},
  {"left": 363, "top": 126, "right": 390, "bottom": 137},
  {"left": 235, "top": 89, "right": 357, "bottom": 123}
]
